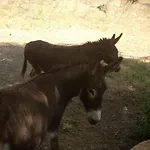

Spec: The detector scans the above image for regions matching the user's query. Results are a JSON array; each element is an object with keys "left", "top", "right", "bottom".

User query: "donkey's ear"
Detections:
[
  {"left": 111, "top": 34, "right": 115, "bottom": 40},
  {"left": 113, "top": 33, "right": 123, "bottom": 44},
  {"left": 104, "top": 57, "right": 123, "bottom": 73}
]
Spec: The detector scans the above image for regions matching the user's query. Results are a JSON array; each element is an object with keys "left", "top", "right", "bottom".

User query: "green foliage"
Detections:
[
  {"left": 137, "top": 101, "right": 150, "bottom": 140},
  {"left": 60, "top": 119, "right": 78, "bottom": 133},
  {"left": 122, "top": 59, "right": 150, "bottom": 140},
  {"left": 60, "top": 121, "right": 73, "bottom": 132}
]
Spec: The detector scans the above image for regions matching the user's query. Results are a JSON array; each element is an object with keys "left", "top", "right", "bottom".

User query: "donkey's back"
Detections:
[
  {"left": 21, "top": 33, "right": 123, "bottom": 77},
  {"left": 0, "top": 82, "right": 50, "bottom": 150},
  {"left": 22, "top": 40, "right": 87, "bottom": 77}
]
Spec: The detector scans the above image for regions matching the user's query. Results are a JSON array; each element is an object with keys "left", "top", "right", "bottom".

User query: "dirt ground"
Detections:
[{"left": 0, "top": 0, "right": 150, "bottom": 150}]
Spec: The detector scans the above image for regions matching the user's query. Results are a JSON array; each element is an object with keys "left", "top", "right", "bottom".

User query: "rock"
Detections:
[{"left": 130, "top": 140, "right": 150, "bottom": 150}]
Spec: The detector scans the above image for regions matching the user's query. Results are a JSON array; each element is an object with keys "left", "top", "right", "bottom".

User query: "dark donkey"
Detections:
[
  {"left": 20, "top": 33, "right": 123, "bottom": 150},
  {"left": 0, "top": 58, "right": 122, "bottom": 150},
  {"left": 21, "top": 33, "right": 123, "bottom": 77}
]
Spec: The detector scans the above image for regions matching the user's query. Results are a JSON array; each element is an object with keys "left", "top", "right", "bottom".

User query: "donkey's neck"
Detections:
[
  {"left": 30, "top": 63, "right": 91, "bottom": 110},
  {"left": 35, "top": 63, "right": 90, "bottom": 87},
  {"left": 31, "top": 62, "right": 94, "bottom": 133}
]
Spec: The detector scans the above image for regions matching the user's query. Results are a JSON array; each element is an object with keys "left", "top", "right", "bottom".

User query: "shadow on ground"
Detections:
[
  {"left": 0, "top": 43, "right": 31, "bottom": 86},
  {"left": 0, "top": 43, "right": 150, "bottom": 150}
]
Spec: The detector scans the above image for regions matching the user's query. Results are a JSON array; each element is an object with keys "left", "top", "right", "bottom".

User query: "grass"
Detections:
[
  {"left": 123, "top": 60, "right": 150, "bottom": 99},
  {"left": 107, "top": 58, "right": 150, "bottom": 142},
  {"left": 136, "top": 101, "right": 150, "bottom": 140}
]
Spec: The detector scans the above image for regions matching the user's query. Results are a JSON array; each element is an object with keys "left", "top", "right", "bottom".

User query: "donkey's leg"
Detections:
[
  {"left": 4, "top": 144, "right": 10, "bottom": 150},
  {"left": 50, "top": 131, "right": 59, "bottom": 150},
  {"left": 48, "top": 86, "right": 79, "bottom": 150},
  {"left": 0, "top": 142, "right": 4, "bottom": 150},
  {"left": 48, "top": 89, "right": 72, "bottom": 150},
  {"left": 48, "top": 98, "right": 69, "bottom": 150}
]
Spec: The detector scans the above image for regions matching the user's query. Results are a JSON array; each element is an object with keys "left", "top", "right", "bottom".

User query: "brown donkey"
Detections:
[
  {"left": 0, "top": 58, "right": 122, "bottom": 150},
  {"left": 0, "top": 61, "right": 103, "bottom": 150},
  {"left": 21, "top": 33, "right": 123, "bottom": 77},
  {"left": 20, "top": 33, "right": 123, "bottom": 150}
]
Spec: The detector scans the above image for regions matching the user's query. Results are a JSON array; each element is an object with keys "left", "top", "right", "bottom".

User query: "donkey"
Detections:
[
  {"left": 21, "top": 33, "right": 123, "bottom": 77},
  {"left": 20, "top": 33, "right": 123, "bottom": 150},
  {"left": 44, "top": 57, "right": 123, "bottom": 150},
  {"left": 0, "top": 57, "right": 122, "bottom": 150}
]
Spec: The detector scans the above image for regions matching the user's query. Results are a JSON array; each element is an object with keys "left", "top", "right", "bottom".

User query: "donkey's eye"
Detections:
[
  {"left": 87, "top": 89, "right": 97, "bottom": 99},
  {"left": 88, "top": 89, "right": 95, "bottom": 95}
]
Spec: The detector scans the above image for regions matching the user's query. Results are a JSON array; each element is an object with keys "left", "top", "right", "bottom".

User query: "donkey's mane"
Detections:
[
  {"left": 4, "top": 63, "right": 85, "bottom": 88},
  {"left": 40, "top": 62, "right": 88, "bottom": 75},
  {"left": 26, "top": 59, "right": 100, "bottom": 85},
  {"left": 84, "top": 37, "right": 111, "bottom": 45},
  {"left": 26, "top": 61, "right": 89, "bottom": 82}
]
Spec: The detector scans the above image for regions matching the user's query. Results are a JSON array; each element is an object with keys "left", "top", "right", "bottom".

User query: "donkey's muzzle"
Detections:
[
  {"left": 88, "top": 118, "right": 99, "bottom": 125},
  {"left": 87, "top": 110, "right": 101, "bottom": 125}
]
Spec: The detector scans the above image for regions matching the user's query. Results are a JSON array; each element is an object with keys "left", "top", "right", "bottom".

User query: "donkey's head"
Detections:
[
  {"left": 98, "top": 33, "right": 123, "bottom": 72},
  {"left": 79, "top": 57, "right": 123, "bottom": 125}
]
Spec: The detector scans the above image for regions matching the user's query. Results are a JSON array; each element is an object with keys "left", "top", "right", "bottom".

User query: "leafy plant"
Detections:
[{"left": 137, "top": 101, "right": 150, "bottom": 140}]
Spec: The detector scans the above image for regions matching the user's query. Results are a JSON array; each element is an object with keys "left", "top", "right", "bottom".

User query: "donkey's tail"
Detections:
[{"left": 21, "top": 57, "right": 27, "bottom": 77}]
